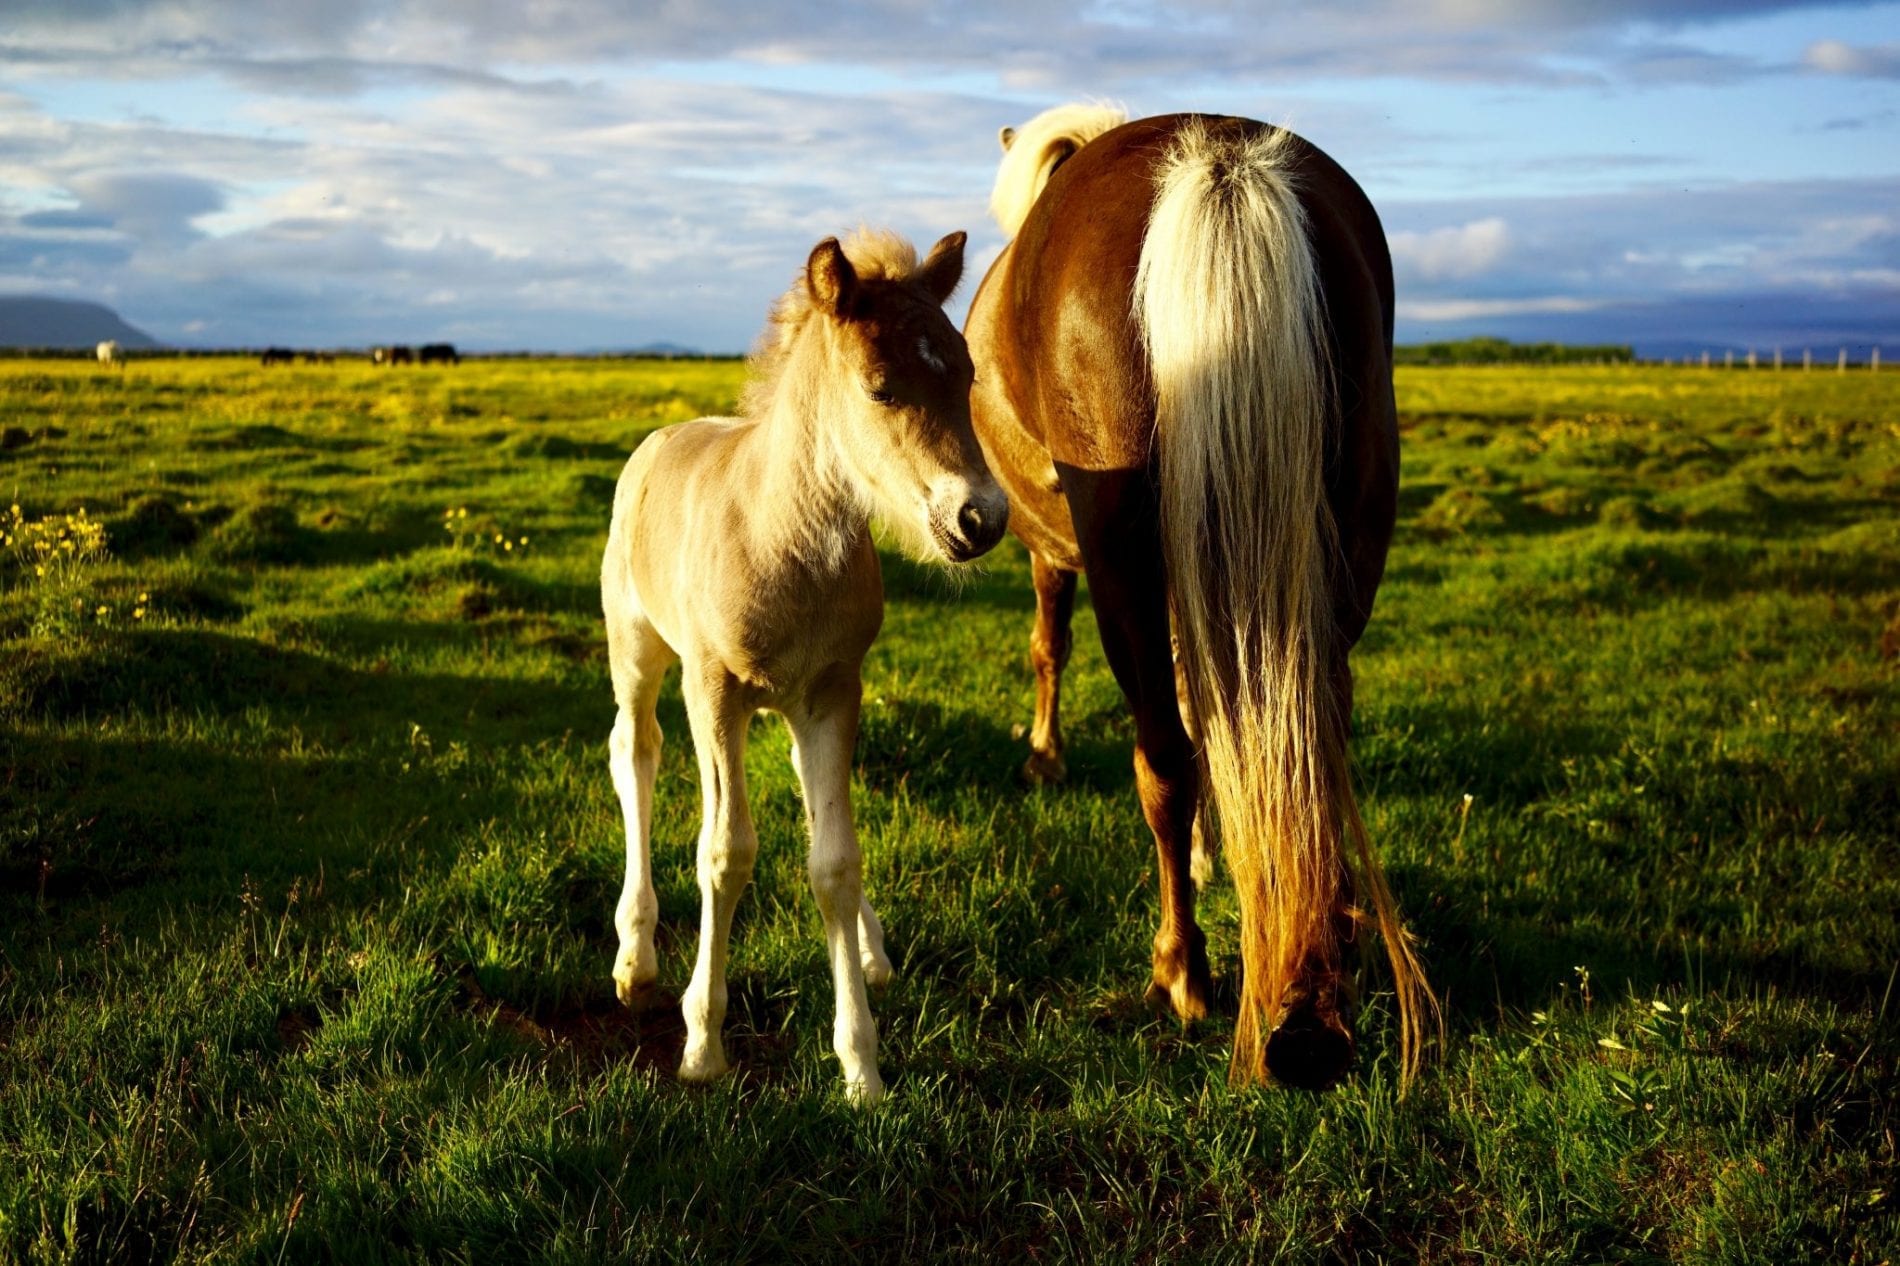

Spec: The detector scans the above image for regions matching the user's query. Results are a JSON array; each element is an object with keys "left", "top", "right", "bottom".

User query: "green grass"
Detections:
[{"left": 2, "top": 358, "right": 1896, "bottom": 1262}]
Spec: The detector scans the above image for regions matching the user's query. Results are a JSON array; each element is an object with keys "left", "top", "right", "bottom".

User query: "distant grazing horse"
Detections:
[
  {"left": 419, "top": 342, "right": 461, "bottom": 365},
  {"left": 96, "top": 340, "right": 123, "bottom": 369},
  {"left": 260, "top": 347, "right": 296, "bottom": 366},
  {"left": 601, "top": 229, "right": 1006, "bottom": 1102},
  {"left": 373, "top": 345, "right": 415, "bottom": 366},
  {"left": 966, "top": 104, "right": 1434, "bottom": 1088}
]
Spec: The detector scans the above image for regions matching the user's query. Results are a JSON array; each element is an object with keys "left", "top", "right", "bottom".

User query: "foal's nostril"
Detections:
[{"left": 958, "top": 502, "right": 987, "bottom": 540}]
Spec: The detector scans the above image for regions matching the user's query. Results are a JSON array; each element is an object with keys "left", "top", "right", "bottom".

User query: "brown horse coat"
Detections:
[{"left": 967, "top": 109, "right": 1430, "bottom": 1086}]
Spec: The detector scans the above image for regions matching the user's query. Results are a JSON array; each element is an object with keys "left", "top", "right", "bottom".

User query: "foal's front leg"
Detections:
[
  {"left": 678, "top": 667, "right": 758, "bottom": 1083},
  {"left": 788, "top": 670, "right": 884, "bottom": 1104}
]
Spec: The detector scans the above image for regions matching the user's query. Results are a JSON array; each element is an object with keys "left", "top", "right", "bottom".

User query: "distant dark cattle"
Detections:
[
  {"left": 419, "top": 343, "right": 461, "bottom": 365},
  {"left": 260, "top": 347, "right": 296, "bottom": 366}
]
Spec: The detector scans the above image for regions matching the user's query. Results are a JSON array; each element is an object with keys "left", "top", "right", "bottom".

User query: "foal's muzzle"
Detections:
[{"left": 932, "top": 485, "right": 1009, "bottom": 562}]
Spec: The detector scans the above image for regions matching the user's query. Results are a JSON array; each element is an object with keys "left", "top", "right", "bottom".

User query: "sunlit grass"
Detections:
[{"left": 1, "top": 357, "right": 1895, "bottom": 1261}]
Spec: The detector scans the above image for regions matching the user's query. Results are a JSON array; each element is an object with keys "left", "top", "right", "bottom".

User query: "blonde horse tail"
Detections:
[{"left": 1134, "top": 121, "right": 1436, "bottom": 1086}]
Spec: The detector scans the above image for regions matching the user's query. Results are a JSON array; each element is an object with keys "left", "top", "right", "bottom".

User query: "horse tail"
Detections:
[{"left": 1134, "top": 121, "right": 1434, "bottom": 1086}]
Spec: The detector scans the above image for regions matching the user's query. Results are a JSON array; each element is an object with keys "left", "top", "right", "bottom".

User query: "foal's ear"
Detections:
[
  {"left": 806, "top": 237, "right": 857, "bottom": 318},
  {"left": 999, "top": 125, "right": 1016, "bottom": 151},
  {"left": 916, "top": 230, "right": 967, "bottom": 306}
]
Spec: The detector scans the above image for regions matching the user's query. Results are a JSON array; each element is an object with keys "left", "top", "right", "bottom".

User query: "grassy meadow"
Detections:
[{"left": 1, "top": 355, "right": 1896, "bottom": 1262}]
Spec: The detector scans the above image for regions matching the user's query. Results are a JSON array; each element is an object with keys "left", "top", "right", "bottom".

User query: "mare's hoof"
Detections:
[
  {"left": 1144, "top": 966, "right": 1211, "bottom": 1023},
  {"left": 1149, "top": 929, "right": 1213, "bottom": 1023},
  {"left": 1022, "top": 748, "right": 1067, "bottom": 786},
  {"left": 1265, "top": 1010, "right": 1355, "bottom": 1091},
  {"left": 862, "top": 957, "right": 895, "bottom": 989}
]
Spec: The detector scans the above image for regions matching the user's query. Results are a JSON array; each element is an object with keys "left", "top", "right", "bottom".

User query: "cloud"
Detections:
[
  {"left": 0, "top": 1, "right": 1893, "bottom": 354},
  {"left": 1397, "top": 295, "right": 1601, "bottom": 321},
  {"left": 1802, "top": 39, "right": 1900, "bottom": 78},
  {"left": 0, "top": 0, "right": 1865, "bottom": 92},
  {"left": 66, "top": 171, "right": 226, "bottom": 244},
  {"left": 1389, "top": 217, "right": 1511, "bottom": 283}
]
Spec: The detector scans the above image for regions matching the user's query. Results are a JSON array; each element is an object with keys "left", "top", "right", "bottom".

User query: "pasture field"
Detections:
[{"left": 1, "top": 356, "right": 1896, "bottom": 1263}]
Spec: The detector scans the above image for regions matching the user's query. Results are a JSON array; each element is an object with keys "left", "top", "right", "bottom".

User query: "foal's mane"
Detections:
[
  {"left": 989, "top": 101, "right": 1128, "bottom": 238},
  {"left": 740, "top": 229, "right": 928, "bottom": 422}
]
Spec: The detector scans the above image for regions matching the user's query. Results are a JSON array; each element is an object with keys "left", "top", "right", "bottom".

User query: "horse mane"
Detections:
[
  {"left": 740, "top": 227, "right": 925, "bottom": 421},
  {"left": 988, "top": 101, "right": 1128, "bottom": 238}
]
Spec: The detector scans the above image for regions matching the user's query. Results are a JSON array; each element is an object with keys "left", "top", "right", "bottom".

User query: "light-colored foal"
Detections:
[{"left": 600, "top": 229, "right": 1007, "bottom": 1102}]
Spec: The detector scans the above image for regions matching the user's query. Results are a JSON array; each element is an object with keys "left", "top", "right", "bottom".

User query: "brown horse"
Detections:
[{"left": 966, "top": 104, "right": 1435, "bottom": 1088}]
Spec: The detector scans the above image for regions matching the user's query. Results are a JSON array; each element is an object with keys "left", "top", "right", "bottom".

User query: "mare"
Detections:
[
  {"left": 966, "top": 105, "right": 1435, "bottom": 1088},
  {"left": 600, "top": 229, "right": 1007, "bottom": 1102},
  {"left": 95, "top": 340, "right": 123, "bottom": 369},
  {"left": 419, "top": 343, "right": 460, "bottom": 365}
]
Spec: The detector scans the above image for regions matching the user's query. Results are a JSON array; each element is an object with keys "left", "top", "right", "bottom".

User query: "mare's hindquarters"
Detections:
[{"left": 1133, "top": 118, "right": 1431, "bottom": 1086}]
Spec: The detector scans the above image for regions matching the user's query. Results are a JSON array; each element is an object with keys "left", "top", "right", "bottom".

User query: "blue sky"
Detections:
[{"left": 2, "top": 1, "right": 1897, "bottom": 355}]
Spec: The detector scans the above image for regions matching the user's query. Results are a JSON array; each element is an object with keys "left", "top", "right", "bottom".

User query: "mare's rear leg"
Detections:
[
  {"left": 1172, "top": 640, "right": 1218, "bottom": 890},
  {"left": 607, "top": 609, "right": 676, "bottom": 1003},
  {"left": 677, "top": 666, "right": 759, "bottom": 1083},
  {"left": 1023, "top": 552, "right": 1078, "bottom": 785},
  {"left": 787, "top": 668, "right": 885, "bottom": 1103},
  {"left": 1065, "top": 466, "right": 1211, "bottom": 1022}
]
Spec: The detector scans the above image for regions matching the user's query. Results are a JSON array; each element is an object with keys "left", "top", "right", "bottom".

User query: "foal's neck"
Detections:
[{"left": 743, "top": 338, "right": 868, "bottom": 578}]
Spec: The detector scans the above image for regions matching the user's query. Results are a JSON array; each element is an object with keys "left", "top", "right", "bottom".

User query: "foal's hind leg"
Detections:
[
  {"left": 607, "top": 614, "right": 675, "bottom": 1003},
  {"left": 1023, "top": 552, "right": 1078, "bottom": 785},
  {"left": 787, "top": 669, "right": 884, "bottom": 1103},
  {"left": 677, "top": 666, "right": 759, "bottom": 1083}
]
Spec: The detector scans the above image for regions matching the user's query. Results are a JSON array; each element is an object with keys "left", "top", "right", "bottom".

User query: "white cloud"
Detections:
[
  {"left": 1397, "top": 295, "right": 1602, "bottom": 321},
  {"left": 1802, "top": 39, "right": 1900, "bottom": 78},
  {"left": 1389, "top": 217, "right": 1511, "bottom": 283}
]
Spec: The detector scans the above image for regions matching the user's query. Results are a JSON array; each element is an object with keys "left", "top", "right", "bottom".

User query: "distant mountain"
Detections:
[{"left": 0, "top": 296, "right": 160, "bottom": 350}]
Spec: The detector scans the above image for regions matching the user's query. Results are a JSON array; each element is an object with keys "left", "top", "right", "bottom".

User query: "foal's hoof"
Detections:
[
  {"left": 1022, "top": 747, "right": 1067, "bottom": 786},
  {"left": 614, "top": 969, "right": 659, "bottom": 1008},
  {"left": 678, "top": 1044, "right": 730, "bottom": 1084},
  {"left": 1265, "top": 1009, "right": 1355, "bottom": 1091},
  {"left": 844, "top": 1073, "right": 886, "bottom": 1106}
]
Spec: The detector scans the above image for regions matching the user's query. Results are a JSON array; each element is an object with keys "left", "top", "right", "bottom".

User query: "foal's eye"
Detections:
[{"left": 867, "top": 388, "right": 895, "bottom": 406}]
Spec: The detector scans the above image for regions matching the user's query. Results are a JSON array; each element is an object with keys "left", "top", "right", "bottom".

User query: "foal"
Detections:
[{"left": 601, "top": 229, "right": 1007, "bottom": 1102}]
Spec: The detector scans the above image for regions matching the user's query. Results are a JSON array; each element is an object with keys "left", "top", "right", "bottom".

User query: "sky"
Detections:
[{"left": 1, "top": 0, "right": 1897, "bottom": 356}]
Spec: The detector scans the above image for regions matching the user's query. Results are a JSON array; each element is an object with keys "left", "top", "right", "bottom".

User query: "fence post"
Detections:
[
  {"left": 1773, "top": 347, "right": 1782, "bottom": 371},
  {"left": 1701, "top": 351, "right": 1710, "bottom": 369},
  {"left": 1838, "top": 347, "right": 1848, "bottom": 373},
  {"left": 1725, "top": 350, "right": 1734, "bottom": 369},
  {"left": 1874, "top": 347, "right": 1882, "bottom": 372},
  {"left": 1803, "top": 348, "right": 1812, "bottom": 372}
]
